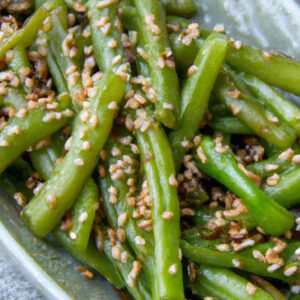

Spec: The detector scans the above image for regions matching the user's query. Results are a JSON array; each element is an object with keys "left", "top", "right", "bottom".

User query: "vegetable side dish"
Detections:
[{"left": 1, "top": 0, "right": 300, "bottom": 299}]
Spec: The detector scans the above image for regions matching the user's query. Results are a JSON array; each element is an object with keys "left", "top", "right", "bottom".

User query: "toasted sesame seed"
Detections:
[
  {"left": 112, "top": 54, "right": 122, "bottom": 66},
  {"left": 162, "top": 211, "right": 174, "bottom": 220},
  {"left": 79, "top": 212, "right": 88, "bottom": 223},
  {"left": 118, "top": 212, "right": 128, "bottom": 227},
  {"left": 216, "top": 244, "right": 231, "bottom": 252},
  {"left": 14, "top": 192, "right": 27, "bottom": 206},
  {"left": 169, "top": 264, "right": 178, "bottom": 275},
  {"left": 266, "top": 173, "right": 280, "bottom": 186},
  {"left": 227, "top": 90, "right": 241, "bottom": 99},
  {"left": 292, "top": 154, "right": 300, "bottom": 164},
  {"left": 264, "top": 164, "right": 278, "bottom": 171},
  {"left": 187, "top": 65, "right": 198, "bottom": 77},
  {"left": 46, "top": 194, "right": 57, "bottom": 209},
  {"left": 278, "top": 148, "right": 294, "bottom": 161},
  {"left": 284, "top": 265, "right": 298, "bottom": 277},
  {"left": 163, "top": 103, "right": 174, "bottom": 110},
  {"left": 246, "top": 283, "right": 256, "bottom": 296},
  {"left": 197, "top": 146, "right": 207, "bottom": 164},
  {"left": 0, "top": 139, "right": 10, "bottom": 147},
  {"left": 134, "top": 236, "right": 145, "bottom": 246},
  {"left": 267, "top": 263, "right": 282, "bottom": 273},
  {"left": 108, "top": 101, "right": 119, "bottom": 110},
  {"left": 107, "top": 38, "right": 117, "bottom": 48},
  {"left": 232, "top": 258, "right": 242, "bottom": 268},
  {"left": 168, "top": 175, "right": 178, "bottom": 188},
  {"left": 111, "top": 245, "right": 121, "bottom": 261},
  {"left": 181, "top": 208, "right": 195, "bottom": 216},
  {"left": 82, "top": 141, "right": 91, "bottom": 150},
  {"left": 69, "top": 231, "right": 77, "bottom": 240},
  {"left": 120, "top": 251, "right": 129, "bottom": 263},
  {"left": 97, "top": 0, "right": 117, "bottom": 8},
  {"left": 74, "top": 158, "right": 84, "bottom": 166}
]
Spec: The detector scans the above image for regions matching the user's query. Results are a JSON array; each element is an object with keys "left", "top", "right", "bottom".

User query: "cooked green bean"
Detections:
[
  {"left": 22, "top": 71, "right": 126, "bottom": 237},
  {"left": 190, "top": 265, "right": 273, "bottom": 300},
  {"left": 133, "top": 0, "right": 180, "bottom": 128},
  {"left": 241, "top": 73, "right": 300, "bottom": 136},
  {"left": 170, "top": 33, "right": 228, "bottom": 170},
  {"left": 214, "top": 65, "right": 297, "bottom": 148},
  {"left": 137, "top": 119, "right": 184, "bottom": 300},
  {"left": 0, "top": 92, "right": 73, "bottom": 173},
  {"left": 194, "top": 136, "right": 294, "bottom": 236}
]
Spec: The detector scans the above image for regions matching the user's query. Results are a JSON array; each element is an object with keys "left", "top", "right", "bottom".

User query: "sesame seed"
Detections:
[
  {"left": 108, "top": 101, "right": 119, "bottom": 110},
  {"left": 112, "top": 54, "right": 122, "bottom": 66},
  {"left": 291, "top": 285, "right": 300, "bottom": 294},
  {"left": 46, "top": 194, "right": 57, "bottom": 209},
  {"left": 232, "top": 258, "right": 241, "bottom": 268},
  {"left": 0, "top": 139, "right": 10, "bottom": 147},
  {"left": 69, "top": 231, "right": 77, "bottom": 240},
  {"left": 162, "top": 211, "right": 174, "bottom": 220},
  {"left": 79, "top": 212, "right": 88, "bottom": 223},
  {"left": 216, "top": 244, "right": 231, "bottom": 252},
  {"left": 120, "top": 251, "right": 129, "bottom": 263},
  {"left": 246, "top": 283, "right": 256, "bottom": 296},
  {"left": 111, "top": 245, "right": 121, "bottom": 261},
  {"left": 278, "top": 148, "right": 294, "bottom": 161},
  {"left": 74, "top": 158, "right": 84, "bottom": 166},
  {"left": 107, "top": 38, "right": 117, "bottom": 48},
  {"left": 284, "top": 266, "right": 298, "bottom": 277},
  {"left": 227, "top": 90, "right": 241, "bottom": 99},
  {"left": 14, "top": 192, "right": 27, "bottom": 206},
  {"left": 134, "top": 236, "right": 145, "bottom": 246},
  {"left": 82, "top": 141, "right": 91, "bottom": 150},
  {"left": 181, "top": 208, "right": 195, "bottom": 216},
  {"left": 213, "top": 23, "right": 225, "bottom": 32},
  {"left": 264, "top": 164, "right": 278, "bottom": 171},
  {"left": 267, "top": 264, "right": 281, "bottom": 272},
  {"left": 266, "top": 173, "right": 280, "bottom": 186},
  {"left": 118, "top": 212, "right": 128, "bottom": 227},
  {"left": 197, "top": 146, "right": 207, "bottom": 164},
  {"left": 169, "top": 264, "right": 178, "bottom": 275},
  {"left": 187, "top": 65, "right": 198, "bottom": 77},
  {"left": 16, "top": 108, "right": 27, "bottom": 118},
  {"left": 168, "top": 175, "right": 178, "bottom": 188},
  {"left": 96, "top": 0, "right": 117, "bottom": 8},
  {"left": 163, "top": 103, "right": 174, "bottom": 110},
  {"left": 292, "top": 154, "right": 300, "bottom": 164}
]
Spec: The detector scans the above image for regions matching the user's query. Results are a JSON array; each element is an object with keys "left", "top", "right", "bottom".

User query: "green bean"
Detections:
[
  {"left": 53, "top": 233, "right": 124, "bottom": 289},
  {"left": 251, "top": 275, "right": 288, "bottom": 300},
  {"left": 137, "top": 117, "right": 184, "bottom": 300},
  {"left": 103, "top": 236, "right": 151, "bottom": 300},
  {"left": 0, "top": 7, "right": 48, "bottom": 60},
  {"left": 170, "top": 33, "right": 228, "bottom": 170},
  {"left": 226, "top": 43, "right": 300, "bottom": 97},
  {"left": 1, "top": 160, "right": 123, "bottom": 288},
  {"left": 88, "top": 0, "right": 127, "bottom": 72},
  {"left": 48, "top": 12, "right": 85, "bottom": 111},
  {"left": 0, "top": 92, "right": 73, "bottom": 173},
  {"left": 240, "top": 73, "right": 300, "bottom": 136},
  {"left": 190, "top": 265, "right": 273, "bottom": 300},
  {"left": 264, "top": 167, "right": 300, "bottom": 209},
  {"left": 210, "top": 116, "right": 255, "bottom": 135},
  {"left": 7, "top": 46, "right": 33, "bottom": 94},
  {"left": 161, "top": 0, "right": 196, "bottom": 16},
  {"left": 133, "top": 0, "right": 180, "bottom": 128},
  {"left": 181, "top": 240, "right": 289, "bottom": 282},
  {"left": 194, "top": 136, "right": 294, "bottom": 236},
  {"left": 99, "top": 132, "right": 157, "bottom": 296},
  {"left": 31, "top": 133, "right": 99, "bottom": 252},
  {"left": 47, "top": 47, "right": 69, "bottom": 95},
  {"left": 22, "top": 71, "right": 126, "bottom": 237},
  {"left": 214, "top": 65, "right": 297, "bottom": 148},
  {"left": 247, "top": 156, "right": 297, "bottom": 179}
]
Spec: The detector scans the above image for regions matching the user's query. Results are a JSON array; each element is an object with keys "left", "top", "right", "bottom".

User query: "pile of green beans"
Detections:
[{"left": 2, "top": 0, "right": 300, "bottom": 299}]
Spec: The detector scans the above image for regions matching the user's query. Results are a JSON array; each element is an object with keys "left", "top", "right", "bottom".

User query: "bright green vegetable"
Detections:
[
  {"left": 190, "top": 265, "right": 273, "bottom": 300},
  {"left": 170, "top": 33, "right": 228, "bottom": 170},
  {"left": 88, "top": 0, "right": 128, "bottom": 72},
  {"left": 137, "top": 117, "right": 184, "bottom": 300},
  {"left": 210, "top": 116, "right": 255, "bottom": 135},
  {"left": 0, "top": 7, "right": 48, "bottom": 60},
  {"left": 161, "top": 0, "right": 196, "bottom": 15},
  {"left": 214, "top": 65, "right": 297, "bottom": 149},
  {"left": 22, "top": 71, "right": 126, "bottom": 237},
  {"left": 241, "top": 73, "right": 300, "bottom": 136},
  {"left": 194, "top": 136, "right": 294, "bottom": 236},
  {"left": 0, "top": 93, "right": 73, "bottom": 173},
  {"left": 133, "top": 0, "right": 180, "bottom": 128}
]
